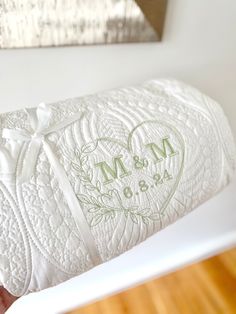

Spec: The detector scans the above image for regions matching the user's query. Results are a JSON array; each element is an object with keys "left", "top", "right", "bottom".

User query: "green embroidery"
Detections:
[
  {"left": 163, "top": 169, "right": 173, "bottom": 181},
  {"left": 153, "top": 173, "right": 163, "bottom": 184},
  {"left": 94, "top": 155, "right": 131, "bottom": 185},
  {"left": 138, "top": 180, "right": 149, "bottom": 192},
  {"left": 95, "top": 136, "right": 177, "bottom": 185},
  {"left": 68, "top": 140, "right": 102, "bottom": 193},
  {"left": 133, "top": 155, "right": 148, "bottom": 169},
  {"left": 123, "top": 170, "right": 173, "bottom": 199},
  {"left": 77, "top": 189, "right": 160, "bottom": 227},
  {"left": 146, "top": 136, "right": 179, "bottom": 163},
  {"left": 63, "top": 142, "right": 159, "bottom": 227},
  {"left": 123, "top": 186, "right": 133, "bottom": 199},
  {"left": 62, "top": 119, "right": 185, "bottom": 228}
]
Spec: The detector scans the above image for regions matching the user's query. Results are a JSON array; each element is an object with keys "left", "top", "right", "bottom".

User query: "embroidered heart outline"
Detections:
[{"left": 77, "top": 120, "right": 185, "bottom": 226}]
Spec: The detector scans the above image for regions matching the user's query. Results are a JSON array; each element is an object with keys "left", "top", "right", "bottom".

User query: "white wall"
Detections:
[{"left": 0, "top": 0, "right": 236, "bottom": 136}]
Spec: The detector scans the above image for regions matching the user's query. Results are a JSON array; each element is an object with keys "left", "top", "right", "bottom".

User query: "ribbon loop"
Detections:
[{"left": 2, "top": 103, "right": 102, "bottom": 266}]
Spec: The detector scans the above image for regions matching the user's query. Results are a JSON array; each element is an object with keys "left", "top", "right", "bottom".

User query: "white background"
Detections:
[
  {"left": 0, "top": 1, "right": 236, "bottom": 135},
  {"left": 2, "top": 0, "right": 236, "bottom": 313}
]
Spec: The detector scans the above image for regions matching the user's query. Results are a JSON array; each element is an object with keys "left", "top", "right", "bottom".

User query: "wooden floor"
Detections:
[{"left": 68, "top": 248, "right": 236, "bottom": 314}]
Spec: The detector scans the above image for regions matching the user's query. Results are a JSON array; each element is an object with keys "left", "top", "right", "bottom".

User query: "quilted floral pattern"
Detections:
[{"left": 0, "top": 79, "right": 235, "bottom": 296}]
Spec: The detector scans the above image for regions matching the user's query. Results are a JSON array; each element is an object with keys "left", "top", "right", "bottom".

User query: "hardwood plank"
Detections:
[{"left": 67, "top": 248, "right": 236, "bottom": 314}]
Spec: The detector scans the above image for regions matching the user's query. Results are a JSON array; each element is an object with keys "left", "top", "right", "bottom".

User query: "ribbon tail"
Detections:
[
  {"left": 42, "top": 139, "right": 102, "bottom": 266},
  {"left": 18, "top": 140, "right": 41, "bottom": 184}
]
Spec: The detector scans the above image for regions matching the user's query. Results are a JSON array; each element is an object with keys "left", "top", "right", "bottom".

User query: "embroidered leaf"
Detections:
[
  {"left": 142, "top": 216, "right": 149, "bottom": 225},
  {"left": 81, "top": 141, "right": 98, "bottom": 154},
  {"left": 110, "top": 211, "right": 116, "bottom": 219},
  {"left": 80, "top": 155, "right": 88, "bottom": 165},
  {"left": 139, "top": 208, "right": 151, "bottom": 216},
  {"left": 88, "top": 206, "right": 100, "bottom": 213},
  {"left": 79, "top": 176, "right": 90, "bottom": 183},
  {"left": 97, "top": 193, "right": 112, "bottom": 206},
  {"left": 85, "top": 184, "right": 96, "bottom": 191},
  {"left": 90, "top": 214, "right": 103, "bottom": 227},
  {"left": 104, "top": 210, "right": 117, "bottom": 222},
  {"left": 149, "top": 213, "right": 161, "bottom": 221},
  {"left": 71, "top": 162, "right": 82, "bottom": 171},
  {"left": 104, "top": 213, "right": 112, "bottom": 222},
  {"left": 129, "top": 206, "right": 139, "bottom": 214},
  {"left": 96, "top": 180, "right": 101, "bottom": 192},
  {"left": 130, "top": 213, "right": 138, "bottom": 224},
  {"left": 77, "top": 194, "right": 90, "bottom": 204},
  {"left": 90, "top": 195, "right": 101, "bottom": 207},
  {"left": 87, "top": 167, "right": 93, "bottom": 181},
  {"left": 75, "top": 148, "right": 81, "bottom": 156}
]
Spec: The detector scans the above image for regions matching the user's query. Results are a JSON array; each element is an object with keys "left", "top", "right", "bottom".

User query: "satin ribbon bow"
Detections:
[
  {"left": 3, "top": 103, "right": 54, "bottom": 183},
  {"left": 2, "top": 103, "right": 102, "bottom": 266}
]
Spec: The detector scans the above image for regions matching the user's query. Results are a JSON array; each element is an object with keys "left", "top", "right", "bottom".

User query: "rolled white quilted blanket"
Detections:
[{"left": 0, "top": 79, "right": 235, "bottom": 296}]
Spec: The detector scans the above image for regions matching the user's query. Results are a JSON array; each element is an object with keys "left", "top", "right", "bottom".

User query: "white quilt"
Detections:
[{"left": 0, "top": 79, "right": 235, "bottom": 296}]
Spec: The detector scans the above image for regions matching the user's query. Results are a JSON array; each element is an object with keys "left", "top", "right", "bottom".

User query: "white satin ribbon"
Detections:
[{"left": 2, "top": 103, "right": 102, "bottom": 266}]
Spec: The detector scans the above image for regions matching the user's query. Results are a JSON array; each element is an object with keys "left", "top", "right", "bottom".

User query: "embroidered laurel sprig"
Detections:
[
  {"left": 61, "top": 141, "right": 160, "bottom": 227},
  {"left": 76, "top": 192, "right": 117, "bottom": 226},
  {"left": 62, "top": 140, "right": 103, "bottom": 194},
  {"left": 125, "top": 206, "right": 161, "bottom": 225},
  {"left": 73, "top": 141, "right": 106, "bottom": 195},
  {"left": 77, "top": 188, "right": 160, "bottom": 227}
]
